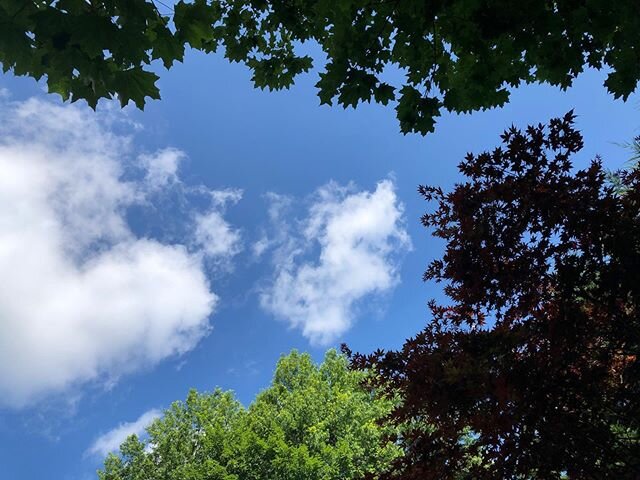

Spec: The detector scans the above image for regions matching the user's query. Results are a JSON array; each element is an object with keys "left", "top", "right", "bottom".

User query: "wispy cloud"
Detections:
[
  {"left": 86, "top": 409, "right": 161, "bottom": 458},
  {"left": 194, "top": 188, "right": 243, "bottom": 263},
  {"left": 140, "top": 148, "right": 185, "bottom": 191}
]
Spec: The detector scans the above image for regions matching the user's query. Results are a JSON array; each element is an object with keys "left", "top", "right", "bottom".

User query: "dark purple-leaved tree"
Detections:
[{"left": 348, "top": 113, "right": 640, "bottom": 479}]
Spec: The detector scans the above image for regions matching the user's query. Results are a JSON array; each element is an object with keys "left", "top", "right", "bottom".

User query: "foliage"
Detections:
[
  {"left": 98, "top": 350, "right": 401, "bottom": 480},
  {"left": 348, "top": 113, "right": 640, "bottom": 478},
  {"left": 2, "top": 1, "right": 640, "bottom": 133}
]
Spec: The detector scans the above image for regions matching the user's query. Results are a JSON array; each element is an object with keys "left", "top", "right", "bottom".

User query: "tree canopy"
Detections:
[
  {"left": 348, "top": 114, "right": 640, "bottom": 478},
  {"left": 2, "top": 1, "right": 639, "bottom": 134},
  {"left": 98, "top": 350, "right": 401, "bottom": 480}
]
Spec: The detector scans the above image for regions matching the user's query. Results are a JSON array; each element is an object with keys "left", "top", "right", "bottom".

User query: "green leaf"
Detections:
[
  {"left": 174, "top": 0, "right": 220, "bottom": 50},
  {"left": 113, "top": 67, "right": 160, "bottom": 108}
]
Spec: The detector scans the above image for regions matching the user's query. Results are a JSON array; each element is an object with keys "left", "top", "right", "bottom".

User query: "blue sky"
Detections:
[{"left": 0, "top": 49, "right": 638, "bottom": 480}]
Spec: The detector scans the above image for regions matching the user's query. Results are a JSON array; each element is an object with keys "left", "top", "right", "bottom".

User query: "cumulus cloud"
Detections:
[
  {"left": 260, "top": 180, "right": 411, "bottom": 345},
  {"left": 86, "top": 409, "right": 161, "bottom": 457},
  {"left": 0, "top": 98, "right": 238, "bottom": 407}
]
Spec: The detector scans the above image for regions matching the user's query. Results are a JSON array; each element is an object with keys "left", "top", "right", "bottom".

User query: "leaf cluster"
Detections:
[
  {"left": 2, "top": 1, "right": 640, "bottom": 133},
  {"left": 349, "top": 114, "right": 640, "bottom": 478},
  {"left": 98, "top": 350, "right": 401, "bottom": 480}
]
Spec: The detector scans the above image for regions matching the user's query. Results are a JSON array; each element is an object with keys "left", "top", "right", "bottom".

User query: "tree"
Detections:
[
  {"left": 98, "top": 350, "right": 401, "bottom": 480},
  {"left": 2, "top": 1, "right": 640, "bottom": 134},
  {"left": 348, "top": 113, "right": 640, "bottom": 478}
]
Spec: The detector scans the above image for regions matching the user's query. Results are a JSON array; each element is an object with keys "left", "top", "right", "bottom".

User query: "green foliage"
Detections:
[
  {"left": 97, "top": 350, "right": 400, "bottom": 480},
  {"left": 2, "top": 1, "right": 640, "bottom": 133}
]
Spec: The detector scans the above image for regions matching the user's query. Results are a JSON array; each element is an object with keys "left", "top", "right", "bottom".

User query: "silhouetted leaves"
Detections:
[
  {"left": 2, "top": 1, "right": 640, "bottom": 133},
  {"left": 351, "top": 114, "right": 640, "bottom": 478}
]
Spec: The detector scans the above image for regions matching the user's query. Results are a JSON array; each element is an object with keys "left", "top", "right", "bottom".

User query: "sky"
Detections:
[{"left": 0, "top": 46, "right": 638, "bottom": 480}]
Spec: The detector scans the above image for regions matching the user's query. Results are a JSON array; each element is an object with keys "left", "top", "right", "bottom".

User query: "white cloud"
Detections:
[
  {"left": 194, "top": 188, "right": 243, "bottom": 261},
  {"left": 87, "top": 409, "right": 161, "bottom": 457},
  {"left": 251, "top": 192, "right": 292, "bottom": 260},
  {"left": 140, "top": 148, "right": 185, "bottom": 190},
  {"left": 260, "top": 180, "right": 411, "bottom": 345},
  {"left": 209, "top": 188, "right": 243, "bottom": 207},
  {"left": 195, "top": 210, "right": 242, "bottom": 259},
  {"left": 251, "top": 236, "right": 271, "bottom": 259},
  {"left": 0, "top": 98, "right": 239, "bottom": 408}
]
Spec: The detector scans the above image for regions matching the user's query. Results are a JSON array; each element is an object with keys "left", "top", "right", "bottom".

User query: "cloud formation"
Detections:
[
  {"left": 260, "top": 180, "right": 411, "bottom": 345},
  {"left": 194, "top": 188, "right": 243, "bottom": 261},
  {"left": 0, "top": 99, "right": 237, "bottom": 407},
  {"left": 87, "top": 409, "right": 161, "bottom": 457},
  {"left": 140, "top": 148, "right": 184, "bottom": 190}
]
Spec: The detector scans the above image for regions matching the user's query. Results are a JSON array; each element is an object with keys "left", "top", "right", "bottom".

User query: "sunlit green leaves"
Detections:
[{"left": 98, "top": 350, "right": 401, "bottom": 480}]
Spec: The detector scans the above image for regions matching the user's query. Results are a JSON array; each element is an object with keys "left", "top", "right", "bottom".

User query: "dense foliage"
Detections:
[
  {"left": 2, "top": 1, "right": 640, "bottom": 133},
  {"left": 98, "top": 350, "right": 400, "bottom": 480},
  {"left": 349, "top": 113, "right": 640, "bottom": 478}
]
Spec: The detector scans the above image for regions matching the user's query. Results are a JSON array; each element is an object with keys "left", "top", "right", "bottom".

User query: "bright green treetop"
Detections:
[
  {"left": 2, "top": 1, "right": 639, "bottom": 135},
  {"left": 97, "top": 350, "right": 401, "bottom": 480}
]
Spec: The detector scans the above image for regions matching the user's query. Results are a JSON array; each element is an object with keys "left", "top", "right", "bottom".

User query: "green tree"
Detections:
[
  {"left": 98, "top": 350, "right": 401, "bottom": 480},
  {"left": 2, "top": 1, "right": 639, "bottom": 134}
]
